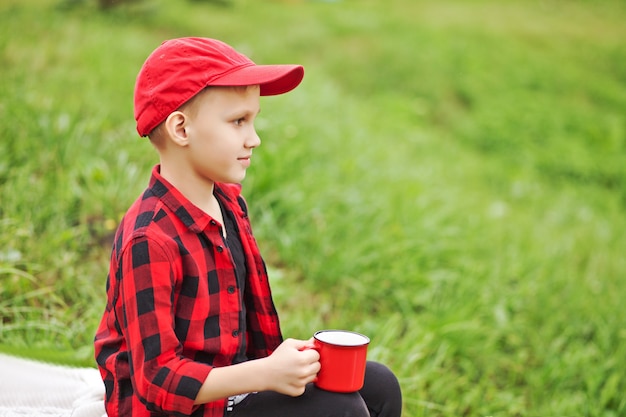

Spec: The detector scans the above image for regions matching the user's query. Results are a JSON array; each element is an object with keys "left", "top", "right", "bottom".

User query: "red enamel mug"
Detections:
[{"left": 313, "top": 330, "right": 370, "bottom": 393}]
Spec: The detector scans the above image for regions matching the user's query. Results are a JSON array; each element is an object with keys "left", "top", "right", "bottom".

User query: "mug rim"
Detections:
[{"left": 314, "top": 329, "right": 370, "bottom": 347}]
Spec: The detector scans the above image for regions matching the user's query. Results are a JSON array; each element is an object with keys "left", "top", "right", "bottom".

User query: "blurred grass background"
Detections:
[{"left": 1, "top": 0, "right": 625, "bottom": 415}]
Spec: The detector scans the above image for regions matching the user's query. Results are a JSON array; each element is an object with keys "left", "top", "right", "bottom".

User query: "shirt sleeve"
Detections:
[{"left": 117, "top": 234, "right": 212, "bottom": 415}]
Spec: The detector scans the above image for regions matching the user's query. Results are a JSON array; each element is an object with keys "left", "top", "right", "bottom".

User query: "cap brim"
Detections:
[{"left": 210, "top": 64, "right": 304, "bottom": 96}]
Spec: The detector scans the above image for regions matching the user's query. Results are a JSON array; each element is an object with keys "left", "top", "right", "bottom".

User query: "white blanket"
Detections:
[{"left": 0, "top": 354, "right": 106, "bottom": 417}]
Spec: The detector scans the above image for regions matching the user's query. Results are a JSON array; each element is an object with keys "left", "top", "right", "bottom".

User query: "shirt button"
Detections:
[
  {"left": 227, "top": 286, "right": 235, "bottom": 294},
  {"left": 217, "top": 246, "right": 224, "bottom": 253},
  {"left": 232, "top": 330, "right": 239, "bottom": 338},
  {"left": 210, "top": 220, "right": 217, "bottom": 226}
]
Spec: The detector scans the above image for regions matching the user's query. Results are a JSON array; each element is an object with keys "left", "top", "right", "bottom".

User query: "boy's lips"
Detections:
[{"left": 238, "top": 155, "right": 252, "bottom": 167}]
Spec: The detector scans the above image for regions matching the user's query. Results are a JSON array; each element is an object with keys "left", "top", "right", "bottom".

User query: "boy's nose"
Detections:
[{"left": 246, "top": 129, "right": 261, "bottom": 149}]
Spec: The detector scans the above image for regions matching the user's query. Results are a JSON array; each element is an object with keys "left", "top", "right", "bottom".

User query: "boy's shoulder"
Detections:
[
  {"left": 110, "top": 187, "right": 191, "bottom": 264},
  {"left": 115, "top": 186, "right": 170, "bottom": 241}
]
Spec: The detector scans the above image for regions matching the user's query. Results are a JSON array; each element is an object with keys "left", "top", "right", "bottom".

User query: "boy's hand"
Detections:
[{"left": 262, "top": 338, "right": 321, "bottom": 396}]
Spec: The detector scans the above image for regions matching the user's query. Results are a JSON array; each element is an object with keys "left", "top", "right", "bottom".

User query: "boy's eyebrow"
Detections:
[
  {"left": 226, "top": 108, "right": 261, "bottom": 119},
  {"left": 246, "top": 108, "right": 261, "bottom": 116},
  {"left": 245, "top": 108, "right": 261, "bottom": 116}
]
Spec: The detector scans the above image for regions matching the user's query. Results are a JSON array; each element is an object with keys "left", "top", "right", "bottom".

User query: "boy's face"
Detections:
[{"left": 183, "top": 85, "right": 261, "bottom": 185}]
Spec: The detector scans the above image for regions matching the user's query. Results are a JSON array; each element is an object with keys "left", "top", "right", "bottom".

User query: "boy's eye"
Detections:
[{"left": 234, "top": 117, "right": 246, "bottom": 126}]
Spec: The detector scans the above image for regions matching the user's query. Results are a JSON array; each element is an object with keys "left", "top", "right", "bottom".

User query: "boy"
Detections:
[{"left": 94, "top": 37, "right": 402, "bottom": 417}]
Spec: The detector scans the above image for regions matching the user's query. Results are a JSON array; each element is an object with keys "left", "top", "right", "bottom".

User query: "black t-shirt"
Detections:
[{"left": 220, "top": 201, "right": 248, "bottom": 363}]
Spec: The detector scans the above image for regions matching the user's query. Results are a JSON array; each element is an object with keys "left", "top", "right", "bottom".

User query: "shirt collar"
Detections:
[{"left": 148, "top": 164, "right": 230, "bottom": 234}]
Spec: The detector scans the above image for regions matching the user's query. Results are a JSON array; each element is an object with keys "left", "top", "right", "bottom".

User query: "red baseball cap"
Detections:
[{"left": 134, "top": 37, "right": 305, "bottom": 137}]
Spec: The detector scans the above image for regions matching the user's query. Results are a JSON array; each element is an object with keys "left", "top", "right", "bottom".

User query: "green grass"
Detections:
[{"left": 1, "top": 0, "right": 626, "bottom": 415}]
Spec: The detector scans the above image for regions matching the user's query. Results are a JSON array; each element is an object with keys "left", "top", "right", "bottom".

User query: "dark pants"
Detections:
[{"left": 228, "top": 361, "right": 402, "bottom": 417}]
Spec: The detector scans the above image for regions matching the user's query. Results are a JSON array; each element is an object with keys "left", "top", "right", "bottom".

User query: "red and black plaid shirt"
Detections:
[{"left": 94, "top": 165, "right": 282, "bottom": 417}]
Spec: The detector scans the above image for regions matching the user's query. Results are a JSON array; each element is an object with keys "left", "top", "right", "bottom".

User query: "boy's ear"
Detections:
[{"left": 164, "top": 111, "right": 189, "bottom": 147}]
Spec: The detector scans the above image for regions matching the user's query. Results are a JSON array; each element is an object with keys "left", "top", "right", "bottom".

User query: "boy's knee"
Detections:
[
  {"left": 365, "top": 361, "right": 400, "bottom": 386},
  {"left": 362, "top": 361, "right": 403, "bottom": 417}
]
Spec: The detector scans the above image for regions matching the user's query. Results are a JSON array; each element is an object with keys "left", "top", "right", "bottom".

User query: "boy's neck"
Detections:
[{"left": 159, "top": 163, "right": 224, "bottom": 227}]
